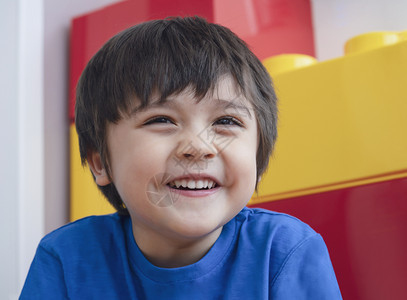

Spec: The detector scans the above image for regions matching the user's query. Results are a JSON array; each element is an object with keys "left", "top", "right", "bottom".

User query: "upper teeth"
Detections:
[{"left": 169, "top": 179, "right": 216, "bottom": 189}]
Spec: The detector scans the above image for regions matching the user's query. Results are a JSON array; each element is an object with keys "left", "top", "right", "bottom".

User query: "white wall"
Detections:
[
  {"left": 43, "top": 0, "right": 122, "bottom": 239},
  {"left": 0, "top": 2, "right": 22, "bottom": 298},
  {"left": 0, "top": 1, "right": 44, "bottom": 299},
  {"left": 311, "top": 0, "right": 407, "bottom": 61},
  {"left": 0, "top": 1, "right": 120, "bottom": 299}
]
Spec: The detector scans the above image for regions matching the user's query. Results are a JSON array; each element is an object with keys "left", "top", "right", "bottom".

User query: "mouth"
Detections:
[{"left": 167, "top": 178, "right": 219, "bottom": 190}]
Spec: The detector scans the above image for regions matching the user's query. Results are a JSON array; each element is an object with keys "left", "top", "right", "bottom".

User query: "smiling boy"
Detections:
[
  {"left": 95, "top": 77, "right": 259, "bottom": 269},
  {"left": 21, "top": 17, "right": 342, "bottom": 299}
]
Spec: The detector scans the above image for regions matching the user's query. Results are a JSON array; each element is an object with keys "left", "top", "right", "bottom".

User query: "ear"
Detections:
[{"left": 87, "top": 150, "right": 111, "bottom": 186}]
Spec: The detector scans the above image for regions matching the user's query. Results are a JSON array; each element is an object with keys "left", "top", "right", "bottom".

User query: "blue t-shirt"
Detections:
[{"left": 20, "top": 207, "right": 342, "bottom": 299}]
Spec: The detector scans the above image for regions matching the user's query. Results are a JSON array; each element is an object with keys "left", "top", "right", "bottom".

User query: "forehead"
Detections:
[
  {"left": 211, "top": 75, "right": 242, "bottom": 98},
  {"left": 130, "top": 75, "right": 254, "bottom": 118}
]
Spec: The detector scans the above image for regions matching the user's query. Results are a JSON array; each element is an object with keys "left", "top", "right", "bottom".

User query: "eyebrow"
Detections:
[
  {"left": 130, "top": 96, "right": 253, "bottom": 119},
  {"left": 130, "top": 100, "right": 172, "bottom": 115},
  {"left": 215, "top": 98, "right": 253, "bottom": 119}
]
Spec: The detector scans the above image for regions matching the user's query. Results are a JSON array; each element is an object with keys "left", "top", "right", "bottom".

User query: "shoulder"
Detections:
[
  {"left": 234, "top": 207, "right": 318, "bottom": 257},
  {"left": 233, "top": 207, "right": 320, "bottom": 277},
  {"left": 235, "top": 207, "right": 316, "bottom": 240},
  {"left": 39, "top": 213, "right": 128, "bottom": 254},
  {"left": 234, "top": 208, "right": 341, "bottom": 298}
]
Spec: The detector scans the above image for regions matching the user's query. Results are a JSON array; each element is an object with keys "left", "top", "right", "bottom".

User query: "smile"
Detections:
[{"left": 167, "top": 179, "right": 218, "bottom": 190}]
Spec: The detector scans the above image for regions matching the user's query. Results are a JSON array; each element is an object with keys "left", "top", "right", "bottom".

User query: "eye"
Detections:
[
  {"left": 143, "top": 116, "right": 175, "bottom": 125},
  {"left": 213, "top": 116, "right": 243, "bottom": 127}
]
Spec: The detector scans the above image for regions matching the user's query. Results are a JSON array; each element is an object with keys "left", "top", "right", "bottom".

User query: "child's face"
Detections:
[{"left": 93, "top": 75, "right": 258, "bottom": 242}]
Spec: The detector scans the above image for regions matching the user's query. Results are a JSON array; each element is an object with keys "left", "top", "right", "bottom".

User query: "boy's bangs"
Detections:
[{"left": 117, "top": 17, "right": 249, "bottom": 113}]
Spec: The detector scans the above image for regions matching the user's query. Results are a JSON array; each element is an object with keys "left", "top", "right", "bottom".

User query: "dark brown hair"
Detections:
[{"left": 75, "top": 16, "right": 278, "bottom": 215}]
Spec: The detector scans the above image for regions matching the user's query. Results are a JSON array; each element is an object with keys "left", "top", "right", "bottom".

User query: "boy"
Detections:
[{"left": 21, "top": 17, "right": 342, "bottom": 299}]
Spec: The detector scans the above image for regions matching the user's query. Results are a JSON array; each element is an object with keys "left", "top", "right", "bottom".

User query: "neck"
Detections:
[{"left": 132, "top": 223, "right": 223, "bottom": 268}]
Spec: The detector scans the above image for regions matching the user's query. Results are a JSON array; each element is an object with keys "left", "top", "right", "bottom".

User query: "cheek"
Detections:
[
  {"left": 110, "top": 146, "right": 171, "bottom": 197},
  {"left": 244, "top": 153, "right": 258, "bottom": 188},
  {"left": 243, "top": 135, "right": 258, "bottom": 186},
  {"left": 226, "top": 140, "right": 257, "bottom": 185}
]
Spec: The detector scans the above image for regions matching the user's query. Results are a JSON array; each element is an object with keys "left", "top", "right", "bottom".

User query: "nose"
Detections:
[{"left": 176, "top": 133, "right": 217, "bottom": 161}]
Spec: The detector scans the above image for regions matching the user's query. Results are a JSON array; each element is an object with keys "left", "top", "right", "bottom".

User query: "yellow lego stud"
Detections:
[
  {"left": 262, "top": 54, "right": 317, "bottom": 77},
  {"left": 344, "top": 31, "right": 400, "bottom": 55},
  {"left": 399, "top": 30, "right": 407, "bottom": 41}
]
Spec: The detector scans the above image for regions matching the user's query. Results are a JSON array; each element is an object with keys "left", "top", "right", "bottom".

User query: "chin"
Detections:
[{"left": 171, "top": 219, "right": 224, "bottom": 240}]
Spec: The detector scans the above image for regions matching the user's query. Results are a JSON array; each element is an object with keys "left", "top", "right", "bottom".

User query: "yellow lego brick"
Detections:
[
  {"left": 70, "top": 124, "right": 115, "bottom": 221},
  {"left": 344, "top": 31, "right": 400, "bottom": 55},
  {"left": 263, "top": 54, "right": 317, "bottom": 76},
  {"left": 252, "top": 39, "right": 407, "bottom": 204}
]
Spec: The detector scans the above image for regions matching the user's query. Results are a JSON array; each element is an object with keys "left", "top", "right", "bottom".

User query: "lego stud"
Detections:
[
  {"left": 344, "top": 31, "right": 400, "bottom": 55},
  {"left": 262, "top": 54, "right": 317, "bottom": 77},
  {"left": 398, "top": 30, "right": 407, "bottom": 41}
]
